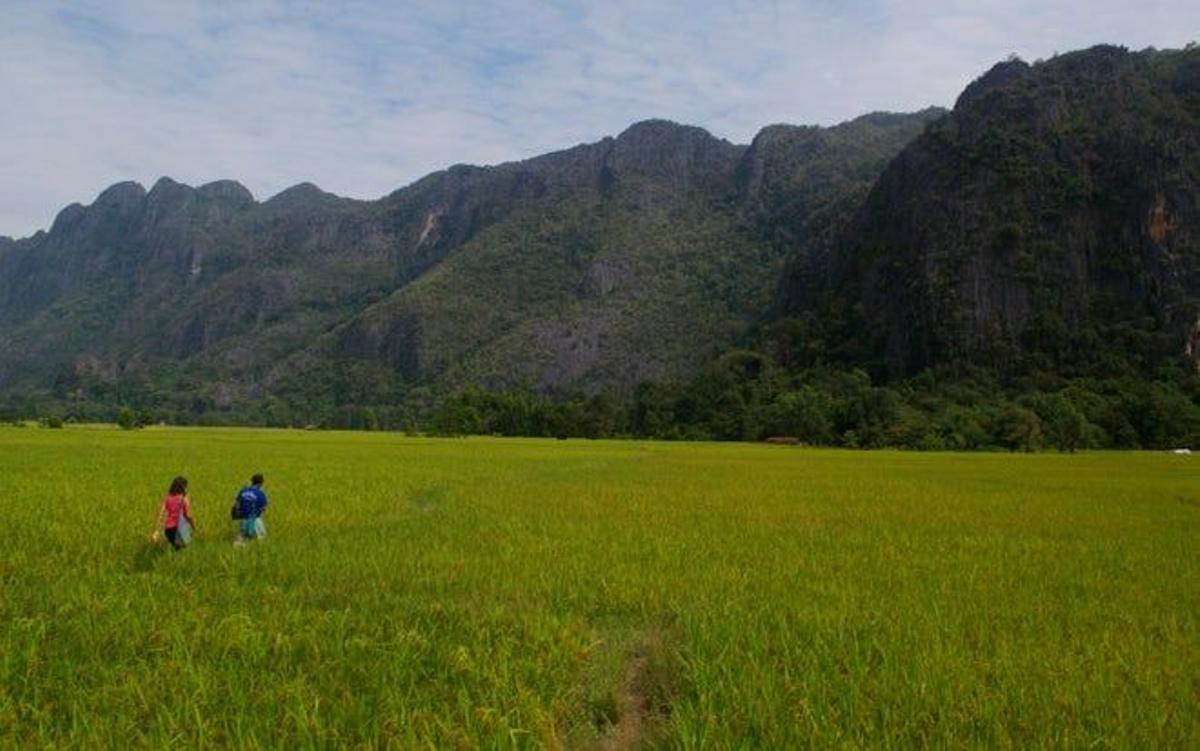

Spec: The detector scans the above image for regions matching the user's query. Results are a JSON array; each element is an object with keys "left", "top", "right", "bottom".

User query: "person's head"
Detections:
[
  {"left": 169, "top": 476, "right": 188, "bottom": 496},
  {"left": 251, "top": 473, "right": 264, "bottom": 487}
]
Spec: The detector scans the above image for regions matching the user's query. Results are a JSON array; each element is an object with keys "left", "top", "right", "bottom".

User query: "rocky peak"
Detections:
[
  {"left": 750, "top": 123, "right": 822, "bottom": 145},
  {"left": 41, "top": 181, "right": 148, "bottom": 241},
  {"left": 738, "top": 109, "right": 945, "bottom": 199},
  {"left": 615, "top": 118, "right": 715, "bottom": 144},
  {"left": 1050, "top": 44, "right": 1139, "bottom": 79},
  {"left": 49, "top": 203, "right": 88, "bottom": 234},
  {"left": 145, "top": 176, "right": 196, "bottom": 218},
  {"left": 93, "top": 181, "right": 147, "bottom": 213},
  {"left": 747, "top": 124, "right": 827, "bottom": 159},
  {"left": 737, "top": 125, "right": 826, "bottom": 197},
  {"left": 143, "top": 177, "right": 258, "bottom": 225},
  {"left": 264, "top": 182, "right": 342, "bottom": 210},
  {"left": 148, "top": 175, "right": 189, "bottom": 196},
  {"left": 955, "top": 57, "right": 1031, "bottom": 110},
  {"left": 829, "top": 109, "right": 947, "bottom": 140},
  {"left": 197, "top": 180, "right": 255, "bottom": 206},
  {"left": 609, "top": 119, "right": 745, "bottom": 193}
]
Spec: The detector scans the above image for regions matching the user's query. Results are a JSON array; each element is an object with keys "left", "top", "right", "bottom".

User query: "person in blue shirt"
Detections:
[{"left": 234, "top": 473, "right": 268, "bottom": 543}]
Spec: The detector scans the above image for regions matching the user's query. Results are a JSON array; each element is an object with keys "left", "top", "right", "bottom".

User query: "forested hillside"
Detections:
[
  {"left": 0, "top": 111, "right": 939, "bottom": 424},
  {"left": 781, "top": 45, "right": 1200, "bottom": 380},
  {"left": 2, "top": 45, "right": 1198, "bottom": 449},
  {"left": 748, "top": 44, "right": 1200, "bottom": 450}
]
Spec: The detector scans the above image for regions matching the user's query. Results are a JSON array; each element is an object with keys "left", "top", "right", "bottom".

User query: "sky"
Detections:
[{"left": 1, "top": 1, "right": 1196, "bottom": 238}]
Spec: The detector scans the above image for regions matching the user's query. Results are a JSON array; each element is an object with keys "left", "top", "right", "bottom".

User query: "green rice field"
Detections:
[{"left": 1, "top": 426, "right": 1197, "bottom": 747}]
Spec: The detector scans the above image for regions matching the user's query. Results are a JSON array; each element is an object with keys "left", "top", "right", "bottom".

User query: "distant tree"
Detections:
[
  {"left": 117, "top": 407, "right": 135, "bottom": 430},
  {"left": 431, "top": 397, "right": 482, "bottom": 437},
  {"left": 363, "top": 407, "right": 380, "bottom": 432},
  {"left": 631, "top": 382, "right": 678, "bottom": 438},
  {"left": 1128, "top": 383, "right": 1200, "bottom": 448},
  {"left": 887, "top": 404, "right": 942, "bottom": 450},
  {"left": 934, "top": 404, "right": 992, "bottom": 450},
  {"left": 996, "top": 405, "right": 1042, "bottom": 452},
  {"left": 765, "top": 387, "right": 833, "bottom": 444},
  {"left": 581, "top": 393, "right": 620, "bottom": 438},
  {"left": 1027, "top": 393, "right": 1089, "bottom": 452}
]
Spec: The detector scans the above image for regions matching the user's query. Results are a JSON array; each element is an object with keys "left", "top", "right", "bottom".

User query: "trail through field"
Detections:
[
  {"left": 586, "top": 626, "right": 676, "bottom": 750},
  {"left": 596, "top": 651, "right": 649, "bottom": 751},
  {"left": 614, "top": 647, "right": 652, "bottom": 748}
]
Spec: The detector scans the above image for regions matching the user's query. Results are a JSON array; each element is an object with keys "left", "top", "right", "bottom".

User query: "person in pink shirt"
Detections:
[{"left": 155, "top": 476, "right": 196, "bottom": 550}]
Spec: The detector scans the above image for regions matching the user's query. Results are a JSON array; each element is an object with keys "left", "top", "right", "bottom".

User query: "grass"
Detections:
[{"left": 0, "top": 426, "right": 1196, "bottom": 747}]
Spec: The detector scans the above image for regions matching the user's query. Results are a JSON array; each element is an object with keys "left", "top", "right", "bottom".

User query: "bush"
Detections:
[
  {"left": 117, "top": 408, "right": 135, "bottom": 430},
  {"left": 995, "top": 405, "right": 1043, "bottom": 452},
  {"left": 764, "top": 387, "right": 834, "bottom": 444}
]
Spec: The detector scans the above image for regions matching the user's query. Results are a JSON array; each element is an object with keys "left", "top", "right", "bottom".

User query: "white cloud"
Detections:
[{"left": 0, "top": 0, "right": 1195, "bottom": 237}]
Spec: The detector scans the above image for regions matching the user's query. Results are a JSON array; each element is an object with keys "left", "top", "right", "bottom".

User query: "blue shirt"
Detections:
[{"left": 236, "top": 485, "right": 268, "bottom": 518}]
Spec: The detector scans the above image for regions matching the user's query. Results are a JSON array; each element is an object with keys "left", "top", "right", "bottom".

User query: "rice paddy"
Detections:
[{"left": 0, "top": 426, "right": 1196, "bottom": 747}]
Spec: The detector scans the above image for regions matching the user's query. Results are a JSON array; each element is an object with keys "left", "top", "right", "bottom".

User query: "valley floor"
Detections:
[{"left": 0, "top": 427, "right": 1196, "bottom": 747}]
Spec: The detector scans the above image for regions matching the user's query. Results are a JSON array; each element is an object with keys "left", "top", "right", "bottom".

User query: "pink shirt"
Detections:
[{"left": 162, "top": 494, "right": 191, "bottom": 529}]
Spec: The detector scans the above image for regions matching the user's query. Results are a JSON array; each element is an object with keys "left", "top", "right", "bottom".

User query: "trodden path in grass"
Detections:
[
  {"left": 0, "top": 426, "right": 1197, "bottom": 747},
  {"left": 603, "top": 653, "right": 649, "bottom": 751}
]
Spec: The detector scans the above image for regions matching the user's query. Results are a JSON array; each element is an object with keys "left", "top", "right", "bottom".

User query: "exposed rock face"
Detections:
[
  {"left": 320, "top": 114, "right": 939, "bottom": 395},
  {"left": 534, "top": 318, "right": 605, "bottom": 387},
  {"left": 580, "top": 259, "right": 632, "bottom": 299},
  {"left": 608, "top": 119, "right": 746, "bottom": 195},
  {"left": 0, "top": 175, "right": 386, "bottom": 394},
  {"left": 739, "top": 109, "right": 944, "bottom": 292},
  {"left": 0, "top": 111, "right": 940, "bottom": 403},
  {"left": 782, "top": 45, "right": 1200, "bottom": 377}
]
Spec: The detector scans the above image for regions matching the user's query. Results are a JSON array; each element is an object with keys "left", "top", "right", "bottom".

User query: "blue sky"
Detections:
[{"left": 1, "top": 0, "right": 1196, "bottom": 237}]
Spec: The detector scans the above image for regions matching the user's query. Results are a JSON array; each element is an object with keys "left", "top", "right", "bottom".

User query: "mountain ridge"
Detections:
[
  {"left": 2, "top": 43, "right": 1197, "bottom": 447},
  {"left": 8, "top": 113, "right": 943, "bottom": 242},
  {"left": 0, "top": 110, "right": 944, "bottom": 413}
]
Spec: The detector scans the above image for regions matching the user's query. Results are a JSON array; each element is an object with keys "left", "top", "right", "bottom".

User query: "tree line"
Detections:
[{"left": 7, "top": 347, "right": 1197, "bottom": 452}]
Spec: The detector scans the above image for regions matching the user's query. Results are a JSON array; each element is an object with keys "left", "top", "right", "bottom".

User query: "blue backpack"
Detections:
[{"left": 232, "top": 488, "right": 259, "bottom": 520}]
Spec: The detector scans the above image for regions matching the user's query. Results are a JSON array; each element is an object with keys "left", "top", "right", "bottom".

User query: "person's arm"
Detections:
[
  {"left": 183, "top": 495, "right": 196, "bottom": 529},
  {"left": 258, "top": 489, "right": 268, "bottom": 514}
]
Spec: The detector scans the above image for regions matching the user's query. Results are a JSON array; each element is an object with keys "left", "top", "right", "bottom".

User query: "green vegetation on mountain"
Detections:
[
  {"left": 782, "top": 45, "right": 1200, "bottom": 380},
  {"left": 0, "top": 112, "right": 942, "bottom": 425},
  {"left": 1, "top": 45, "right": 1198, "bottom": 447}
]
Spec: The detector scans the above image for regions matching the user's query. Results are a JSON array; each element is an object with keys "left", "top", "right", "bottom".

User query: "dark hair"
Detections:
[
  {"left": 251, "top": 473, "right": 264, "bottom": 485},
  {"left": 169, "top": 476, "right": 188, "bottom": 496}
]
